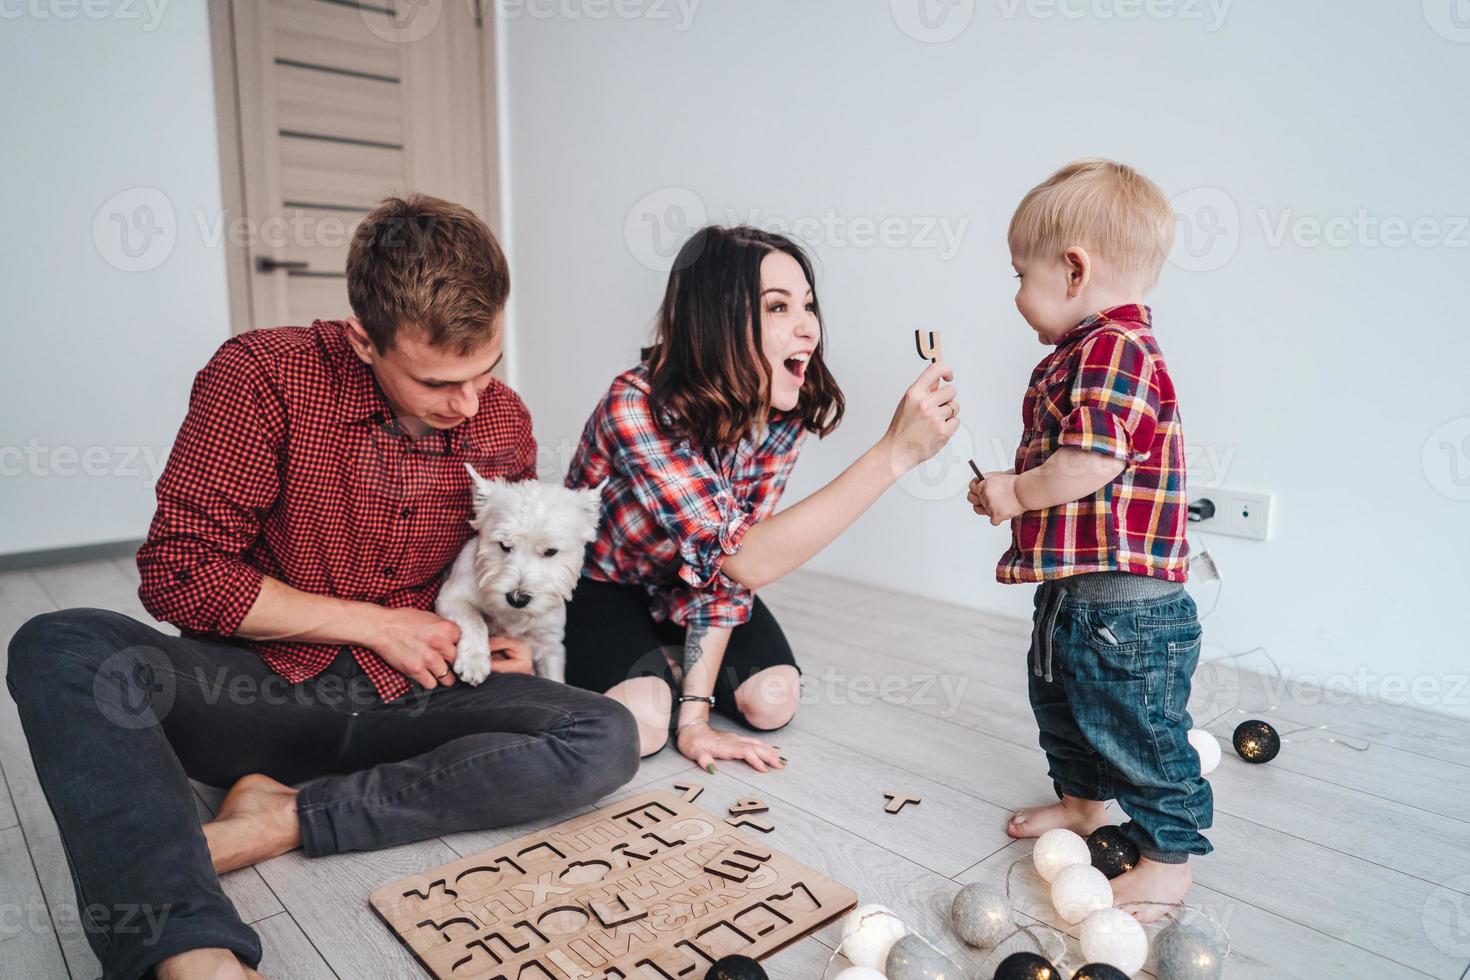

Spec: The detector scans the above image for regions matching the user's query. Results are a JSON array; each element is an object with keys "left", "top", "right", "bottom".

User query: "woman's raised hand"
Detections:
[{"left": 881, "top": 360, "right": 960, "bottom": 477}]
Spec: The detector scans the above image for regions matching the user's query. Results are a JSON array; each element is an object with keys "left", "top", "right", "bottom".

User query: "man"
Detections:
[{"left": 6, "top": 195, "right": 640, "bottom": 980}]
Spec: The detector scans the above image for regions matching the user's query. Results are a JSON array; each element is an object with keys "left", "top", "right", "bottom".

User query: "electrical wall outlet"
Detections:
[{"left": 1190, "top": 487, "right": 1273, "bottom": 541}]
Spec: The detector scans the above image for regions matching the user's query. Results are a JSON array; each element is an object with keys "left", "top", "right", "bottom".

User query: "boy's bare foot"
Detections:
[
  {"left": 155, "top": 946, "right": 268, "bottom": 979},
  {"left": 1006, "top": 794, "right": 1111, "bottom": 839},
  {"left": 202, "top": 773, "right": 302, "bottom": 874},
  {"left": 1109, "top": 856, "right": 1193, "bottom": 922}
]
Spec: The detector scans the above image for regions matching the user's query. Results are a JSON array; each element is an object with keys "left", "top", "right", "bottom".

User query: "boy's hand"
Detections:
[{"left": 968, "top": 472, "right": 1024, "bottom": 525}]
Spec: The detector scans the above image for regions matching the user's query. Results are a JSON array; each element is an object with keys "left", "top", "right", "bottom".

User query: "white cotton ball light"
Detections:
[
  {"left": 839, "top": 903, "right": 907, "bottom": 971},
  {"left": 833, "top": 969, "right": 888, "bottom": 980},
  {"left": 1188, "top": 728, "right": 1222, "bottom": 776},
  {"left": 1032, "top": 827, "right": 1091, "bottom": 882},
  {"left": 1050, "top": 863, "right": 1113, "bottom": 924},
  {"left": 1079, "top": 907, "right": 1149, "bottom": 974}
]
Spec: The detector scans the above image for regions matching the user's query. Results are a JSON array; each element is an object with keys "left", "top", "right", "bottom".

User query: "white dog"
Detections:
[{"left": 436, "top": 466, "right": 601, "bottom": 685}]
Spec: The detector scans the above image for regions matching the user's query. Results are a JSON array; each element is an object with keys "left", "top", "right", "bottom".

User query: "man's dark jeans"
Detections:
[
  {"left": 5, "top": 607, "right": 641, "bottom": 980},
  {"left": 1028, "top": 576, "right": 1214, "bottom": 863}
]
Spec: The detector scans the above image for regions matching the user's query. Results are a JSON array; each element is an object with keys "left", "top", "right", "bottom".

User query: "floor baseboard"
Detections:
[{"left": 0, "top": 538, "right": 145, "bottom": 573}]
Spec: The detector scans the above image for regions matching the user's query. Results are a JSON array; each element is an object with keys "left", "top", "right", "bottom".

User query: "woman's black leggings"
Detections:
[{"left": 562, "top": 577, "right": 800, "bottom": 731}]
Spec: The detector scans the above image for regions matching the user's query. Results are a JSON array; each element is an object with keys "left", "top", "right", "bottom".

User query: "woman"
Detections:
[{"left": 563, "top": 226, "right": 959, "bottom": 773}]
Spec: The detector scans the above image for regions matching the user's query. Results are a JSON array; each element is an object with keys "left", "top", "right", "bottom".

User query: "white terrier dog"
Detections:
[{"left": 436, "top": 466, "right": 601, "bottom": 685}]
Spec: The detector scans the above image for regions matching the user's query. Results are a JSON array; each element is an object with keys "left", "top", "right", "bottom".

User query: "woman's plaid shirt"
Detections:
[{"left": 566, "top": 364, "right": 807, "bottom": 629}]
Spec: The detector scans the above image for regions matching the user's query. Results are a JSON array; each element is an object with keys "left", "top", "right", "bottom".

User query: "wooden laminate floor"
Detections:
[{"left": 1, "top": 560, "right": 1467, "bottom": 979}]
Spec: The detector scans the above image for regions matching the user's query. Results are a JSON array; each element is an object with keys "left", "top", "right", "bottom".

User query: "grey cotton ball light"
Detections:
[
  {"left": 1154, "top": 921, "right": 1225, "bottom": 980},
  {"left": 884, "top": 933, "right": 959, "bottom": 980},
  {"left": 950, "top": 882, "right": 1014, "bottom": 949}
]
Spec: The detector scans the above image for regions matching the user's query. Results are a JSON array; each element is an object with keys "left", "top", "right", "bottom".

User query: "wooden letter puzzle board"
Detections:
[{"left": 370, "top": 790, "right": 858, "bottom": 979}]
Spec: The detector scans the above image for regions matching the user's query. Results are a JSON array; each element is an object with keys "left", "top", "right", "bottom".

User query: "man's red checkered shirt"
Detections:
[
  {"left": 998, "top": 304, "right": 1190, "bottom": 584},
  {"left": 136, "top": 319, "right": 537, "bottom": 703},
  {"left": 565, "top": 364, "right": 808, "bottom": 629}
]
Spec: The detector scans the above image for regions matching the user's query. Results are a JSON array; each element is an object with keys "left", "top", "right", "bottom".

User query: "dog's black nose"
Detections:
[{"left": 505, "top": 591, "right": 532, "bottom": 609}]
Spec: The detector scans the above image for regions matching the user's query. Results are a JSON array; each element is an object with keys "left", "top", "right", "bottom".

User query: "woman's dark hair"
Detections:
[{"left": 640, "top": 225, "right": 845, "bottom": 449}]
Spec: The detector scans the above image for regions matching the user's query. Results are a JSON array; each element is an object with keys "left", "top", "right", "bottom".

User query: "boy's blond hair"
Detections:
[{"left": 1008, "top": 159, "right": 1176, "bottom": 291}]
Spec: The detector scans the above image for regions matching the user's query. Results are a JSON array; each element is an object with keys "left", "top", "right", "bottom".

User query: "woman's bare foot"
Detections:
[
  {"left": 1006, "top": 794, "right": 1111, "bottom": 839},
  {"left": 1109, "top": 856, "right": 1193, "bottom": 922},
  {"left": 202, "top": 773, "right": 302, "bottom": 874},
  {"left": 155, "top": 946, "right": 268, "bottom": 979}
]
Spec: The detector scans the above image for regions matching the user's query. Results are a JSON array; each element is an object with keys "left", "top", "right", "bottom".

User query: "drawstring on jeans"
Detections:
[{"left": 1031, "top": 583, "right": 1067, "bottom": 683}]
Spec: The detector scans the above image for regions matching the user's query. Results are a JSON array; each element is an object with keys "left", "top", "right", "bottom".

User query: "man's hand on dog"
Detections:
[
  {"left": 365, "top": 609, "right": 535, "bottom": 688},
  {"left": 366, "top": 607, "right": 462, "bottom": 688}
]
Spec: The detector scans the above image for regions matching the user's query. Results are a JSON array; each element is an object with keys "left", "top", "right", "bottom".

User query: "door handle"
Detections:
[{"left": 256, "top": 256, "right": 310, "bottom": 273}]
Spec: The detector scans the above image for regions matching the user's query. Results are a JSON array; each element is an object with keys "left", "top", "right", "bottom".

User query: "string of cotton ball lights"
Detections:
[
  {"left": 828, "top": 905, "right": 908, "bottom": 974},
  {"left": 1115, "top": 902, "right": 1231, "bottom": 979},
  {"left": 1188, "top": 644, "right": 1369, "bottom": 768},
  {"left": 986, "top": 836, "right": 1232, "bottom": 978},
  {"left": 824, "top": 906, "right": 963, "bottom": 980},
  {"left": 830, "top": 836, "right": 1232, "bottom": 980}
]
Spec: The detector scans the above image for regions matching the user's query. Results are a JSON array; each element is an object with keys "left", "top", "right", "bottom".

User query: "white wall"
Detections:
[
  {"left": 0, "top": 2, "right": 230, "bottom": 555},
  {"left": 500, "top": 1, "right": 1470, "bottom": 716}
]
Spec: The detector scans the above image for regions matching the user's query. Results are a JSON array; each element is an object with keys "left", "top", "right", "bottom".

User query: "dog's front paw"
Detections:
[{"left": 454, "top": 643, "right": 493, "bottom": 686}]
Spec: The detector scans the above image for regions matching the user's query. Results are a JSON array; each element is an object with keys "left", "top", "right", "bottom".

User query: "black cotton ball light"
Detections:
[
  {"left": 1232, "top": 719, "right": 1281, "bottom": 763},
  {"left": 1071, "top": 964, "right": 1131, "bottom": 980},
  {"left": 704, "top": 954, "right": 766, "bottom": 980},
  {"left": 1085, "top": 825, "right": 1139, "bottom": 880},
  {"left": 992, "top": 950, "right": 1061, "bottom": 980}
]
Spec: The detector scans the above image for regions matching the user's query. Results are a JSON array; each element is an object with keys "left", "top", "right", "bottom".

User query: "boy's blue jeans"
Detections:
[{"left": 1028, "top": 573, "right": 1213, "bottom": 863}]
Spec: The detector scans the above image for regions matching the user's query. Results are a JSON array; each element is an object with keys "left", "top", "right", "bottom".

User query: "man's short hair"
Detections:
[
  {"left": 346, "top": 194, "right": 509, "bottom": 354},
  {"left": 1008, "top": 159, "right": 1176, "bottom": 291}
]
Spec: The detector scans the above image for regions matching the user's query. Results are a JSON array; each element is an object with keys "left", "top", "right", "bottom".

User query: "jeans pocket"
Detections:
[{"left": 1164, "top": 636, "right": 1202, "bottom": 722}]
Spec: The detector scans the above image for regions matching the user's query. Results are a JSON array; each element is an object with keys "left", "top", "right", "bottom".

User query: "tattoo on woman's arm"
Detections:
[{"left": 683, "top": 623, "right": 709, "bottom": 674}]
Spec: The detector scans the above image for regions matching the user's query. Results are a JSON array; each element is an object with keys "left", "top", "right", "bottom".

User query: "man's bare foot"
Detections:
[
  {"left": 155, "top": 946, "right": 268, "bottom": 979},
  {"left": 1006, "top": 794, "right": 1111, "bottom": 839},
  {"left": 1109, "top": 856, "right": 1193, "bottom": 922},
  {"left": 202, "top": 773, "right": 302, "bottom": 874}
]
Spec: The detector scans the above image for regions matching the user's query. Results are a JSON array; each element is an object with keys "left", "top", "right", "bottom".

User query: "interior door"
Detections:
[{"left": 214, "top": 0, "right": 500, "bottom": 332}]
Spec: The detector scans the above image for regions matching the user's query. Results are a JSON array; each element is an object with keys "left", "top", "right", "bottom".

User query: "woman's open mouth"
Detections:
[{"left": 783, "top": 352, "right": 810, "bottom": 382}]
